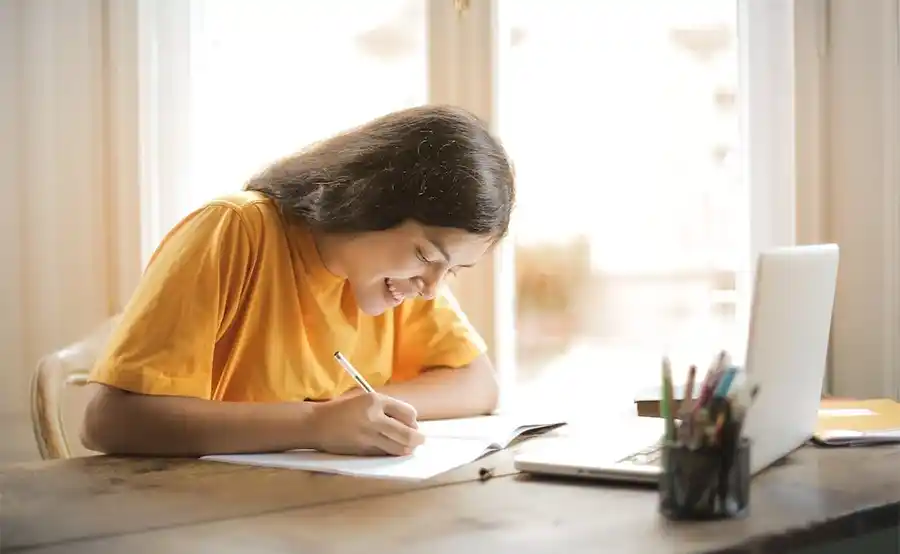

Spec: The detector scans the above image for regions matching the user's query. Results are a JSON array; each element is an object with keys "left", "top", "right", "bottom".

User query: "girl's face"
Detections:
[{"left": 318, "top": 221, "right": 493, "bottom": 316}]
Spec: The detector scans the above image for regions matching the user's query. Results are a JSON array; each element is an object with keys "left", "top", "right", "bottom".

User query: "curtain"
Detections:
[{"left": 0, "top": 0, "right": 142, "bottom": 461}]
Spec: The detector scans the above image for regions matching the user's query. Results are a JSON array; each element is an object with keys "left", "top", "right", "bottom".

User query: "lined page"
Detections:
[
  {"left": 417, "top": 415, "right": 565, "bottom": 446},
  {"left": 202, "top": 436, "right": 493, "bottom": 481}
]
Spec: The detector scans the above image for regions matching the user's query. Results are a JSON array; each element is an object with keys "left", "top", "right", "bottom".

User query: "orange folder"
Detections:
[{"left": 813, "top": 398, "right": 900, "bottom": 446}]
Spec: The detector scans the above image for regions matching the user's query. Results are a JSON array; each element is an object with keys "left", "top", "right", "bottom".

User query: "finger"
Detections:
[
  {"left": 368, "top": 431, "right": 412, "bottom": 456},
  {"left": 378, "top": 415, "right": 425, "bottom": 448},
  {"left": 381, "top": 396, "right": 419, "bottom": 428}
]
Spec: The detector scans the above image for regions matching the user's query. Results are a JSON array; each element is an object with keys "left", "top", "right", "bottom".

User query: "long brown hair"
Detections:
[{"left": 245, "top": 105, "right": 515, "bottom": 240}]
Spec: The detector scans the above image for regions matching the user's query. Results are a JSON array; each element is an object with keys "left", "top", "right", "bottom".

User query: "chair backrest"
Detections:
[{"left": 30, "top": 316, "right": 120, "bottom": 459}]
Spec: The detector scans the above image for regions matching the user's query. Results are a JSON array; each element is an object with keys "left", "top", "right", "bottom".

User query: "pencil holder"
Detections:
[{"left": 658, "top": 437, "right": 751, "bottom": 521}]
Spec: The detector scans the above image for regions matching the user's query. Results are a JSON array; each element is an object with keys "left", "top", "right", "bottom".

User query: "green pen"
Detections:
[{"left": 661, "top": 357, "right": 675, "bottom": 442}]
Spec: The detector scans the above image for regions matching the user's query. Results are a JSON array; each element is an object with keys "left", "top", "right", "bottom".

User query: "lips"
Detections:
[{"left": 385, "top": 278, "right": 405, "bottom": 305}]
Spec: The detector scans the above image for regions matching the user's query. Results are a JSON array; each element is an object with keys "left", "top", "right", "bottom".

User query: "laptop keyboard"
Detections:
[{"left": 617, "top": 442, "right": 663, "bottom": 466}]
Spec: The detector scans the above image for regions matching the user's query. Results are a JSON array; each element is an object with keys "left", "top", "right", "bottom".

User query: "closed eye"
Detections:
[
  {"left": 416, "top": 248, "right": 432, "bottom": 264},
  {"left": 417, "top": 246, "right": 471, "bottom": 276}
]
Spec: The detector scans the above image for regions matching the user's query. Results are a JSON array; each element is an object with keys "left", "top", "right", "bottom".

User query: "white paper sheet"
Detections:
[
  {"left": 200, "top": 414, "right": 566, "bottom": 480},
  {"left": 818, "top": 408, "right": 877, "bottom": 417},
  {"left": 203, "top": 436, "right": 495, "bottom": 481},
  {"left": 814, "top": 428, "right": 900, "bottom": 446},
  {"left": 417, "top": 414, "right": 563, "bottom": 446}
]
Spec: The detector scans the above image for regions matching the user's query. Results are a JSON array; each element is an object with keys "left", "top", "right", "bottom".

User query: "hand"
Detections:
[
  {"left": 339, "top": 386, "right": 365, "bottom": 400},
  {"left": 307, "top": 393, "right": 424, "bottom": 456}
]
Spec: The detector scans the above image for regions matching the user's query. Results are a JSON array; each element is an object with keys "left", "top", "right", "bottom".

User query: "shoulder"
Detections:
[
  {"left": 163, "top": 191, "right": 286, "bottom": 246},
  {"left": 203, "top": 190, "right": 285, "bottom": 237},
  {"left": 148, "top": 191, "right": 285, "bottom": 266}
]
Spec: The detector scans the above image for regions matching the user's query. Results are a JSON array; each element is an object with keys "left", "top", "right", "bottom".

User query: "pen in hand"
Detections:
[
  {"left": 333, "top": 350, "right": 419, "bottom": 431},
  {"left": 334, "top": 351, "right": 375, "bottom": 393}
]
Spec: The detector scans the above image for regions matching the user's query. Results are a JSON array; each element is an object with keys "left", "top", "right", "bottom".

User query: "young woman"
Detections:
[{"left": 80, "top": 105, "right": 515, "bottom": 459}]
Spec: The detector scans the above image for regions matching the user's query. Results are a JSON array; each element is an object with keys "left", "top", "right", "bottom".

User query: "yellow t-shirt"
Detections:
[{"left": 90, "top": 191, "right": 486, "bottom": 402}]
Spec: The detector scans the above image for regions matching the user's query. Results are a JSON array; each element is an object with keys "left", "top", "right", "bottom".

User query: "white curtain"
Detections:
[{"left": 0, "top": 0, "right": 142, "bottom": 460}]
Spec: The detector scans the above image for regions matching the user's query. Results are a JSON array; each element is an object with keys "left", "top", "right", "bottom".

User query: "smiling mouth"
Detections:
[{"left": 384, "top": 278, "right": 405, "bottom": 305}]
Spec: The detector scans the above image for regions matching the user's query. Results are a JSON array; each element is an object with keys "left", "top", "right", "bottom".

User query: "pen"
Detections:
[
  {"left": 333, "top": 351, "right": 375, "bottom": 394},
  {"left": 678, "top": 365, "right": 697, "bottom": 443},
  {"left": 681, "top": 364, "right": 697, "bottom": 415},
  {"left": 694, "top": 351, "right": 728, "bottom": 411},
  {"left": 662, "top": 357, "right": 676, "bottom": 442},
  {"left": 334, "top": 350, "right": 420, "bottom": 432},
  {"left": 693, "top": 371, "right": 717, "bottom": 414},
  {"left": 713, "top": 366, "right": 738, "bottom": 398},
  {"left": 707, "top": 351, "right": 730, "bottom": 391}
]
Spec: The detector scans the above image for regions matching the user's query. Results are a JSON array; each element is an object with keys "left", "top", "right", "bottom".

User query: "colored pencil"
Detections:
[{"left": 662, "top": 357, "right": 676, "bottom": 441}]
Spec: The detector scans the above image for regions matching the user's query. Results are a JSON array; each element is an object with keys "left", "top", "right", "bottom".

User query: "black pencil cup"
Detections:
[{"left": 659, "top": 437, "right": 751, "bottom": 521}]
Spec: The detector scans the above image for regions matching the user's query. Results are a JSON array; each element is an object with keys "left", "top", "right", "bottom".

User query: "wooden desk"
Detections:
[{"left": 3, "top": 444, "right": 900, "bottom": 553}]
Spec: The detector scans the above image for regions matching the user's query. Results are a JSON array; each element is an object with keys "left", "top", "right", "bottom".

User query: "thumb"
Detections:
[{"left": 381, "top": 395, "right": 419, "bottom": 429}]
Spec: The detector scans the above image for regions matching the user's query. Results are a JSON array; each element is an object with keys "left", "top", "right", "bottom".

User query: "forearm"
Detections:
[
  {"left": 376, "top": 356, "right": 499, "bottom": 420},
  {"left": 81, "top": 384, "right": 318, "bottom": 457}
]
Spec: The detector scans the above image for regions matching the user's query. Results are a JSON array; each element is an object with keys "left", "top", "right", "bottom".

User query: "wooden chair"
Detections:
[{"left": 30, "top": 316, "right": 120, "bottom": 459}]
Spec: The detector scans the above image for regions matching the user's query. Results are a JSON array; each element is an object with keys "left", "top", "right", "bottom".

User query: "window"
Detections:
[
  {"left": 186, "top": 0, "right": 429, "bottom": 214},
  {"left": 497, "top": 0, "right": 747, "bottom": 417},
  {"left": 140, "top": 0, "right": 802, "bottom": 412}
]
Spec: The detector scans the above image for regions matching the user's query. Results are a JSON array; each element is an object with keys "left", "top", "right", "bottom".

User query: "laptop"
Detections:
[{"left": 513, "top": 244, "right": 840, "bottom": 484}]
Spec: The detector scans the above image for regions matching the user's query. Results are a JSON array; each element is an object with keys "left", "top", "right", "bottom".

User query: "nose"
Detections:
[
  {"left": 420, "top": 279, "right": 438, "bottom": 300},
  {"left": 413, "top": 268, "right": 446, "bottom": 300}
]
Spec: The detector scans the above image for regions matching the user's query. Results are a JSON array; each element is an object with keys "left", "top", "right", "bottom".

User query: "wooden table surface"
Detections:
[{"left": 4, "top": 435, "right": 900, "bottom": 553}]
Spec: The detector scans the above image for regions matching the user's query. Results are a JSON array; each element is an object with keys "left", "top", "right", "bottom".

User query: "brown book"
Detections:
[
  {"left": 634, "top": 387, "right": 862, "bottom": 424},
  {"left": 633, "top": 383, "right": 703, "bottom": 418}
]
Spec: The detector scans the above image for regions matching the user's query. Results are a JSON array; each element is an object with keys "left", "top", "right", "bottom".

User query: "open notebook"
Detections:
[
  {"left": 201, "top": 415, "right": 566, "bottom": 480},
  {"left": 812, "top": 398, "right": 900, "bottom": 446}
]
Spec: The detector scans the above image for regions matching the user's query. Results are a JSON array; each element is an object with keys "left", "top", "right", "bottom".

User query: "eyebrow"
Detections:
[{"left": 428, "top": 238, "right": 475, "bottom": 269}]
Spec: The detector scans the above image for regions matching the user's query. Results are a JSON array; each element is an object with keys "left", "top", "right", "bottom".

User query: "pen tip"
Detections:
[{"left": 661, "top": 356, "right": 673, "bottom": 376}]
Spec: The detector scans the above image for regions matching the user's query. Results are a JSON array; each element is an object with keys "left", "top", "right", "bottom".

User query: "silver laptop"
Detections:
[{"left": 513, "top": 244, "right": 840, "bottom": 484}]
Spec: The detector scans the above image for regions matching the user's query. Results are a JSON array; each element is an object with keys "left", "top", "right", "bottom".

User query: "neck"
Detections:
[{"left": 309, "top": 229, "right": 349, "bottom": 279}]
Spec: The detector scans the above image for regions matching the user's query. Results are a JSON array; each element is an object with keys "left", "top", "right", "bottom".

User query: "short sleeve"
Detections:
[
  {"left": 391, "top": 285, "right": 487, "bottom": 382},
  {"left": 89, "top": 203, "right": 254, "bottom": 399}
]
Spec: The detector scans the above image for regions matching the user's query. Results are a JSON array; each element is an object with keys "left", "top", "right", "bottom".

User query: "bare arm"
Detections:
[
  {"left": 369, "top": 354, "right": 500, "bottom": 420},
  {"left": 80, "top": 383, "right": 319, "bottom": 457}
]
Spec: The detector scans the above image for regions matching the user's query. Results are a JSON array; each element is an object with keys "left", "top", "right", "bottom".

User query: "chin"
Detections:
[
  {"left": 351, "top": 283, "right": 392, "bottom": 316},
  {"left": 353, "top": 277, "right": 405, "bottom": 316},
  {"left": 357, "top": 300, "right": 389, "bottom": 317}
]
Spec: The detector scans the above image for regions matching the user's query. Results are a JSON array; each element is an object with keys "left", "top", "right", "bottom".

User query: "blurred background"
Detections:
[
  {"left": 186, "top": 0, "right": 745, "bottom": 417},
  {"left": 2, "top": 0, "right": 897, "bottom": 462}
]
